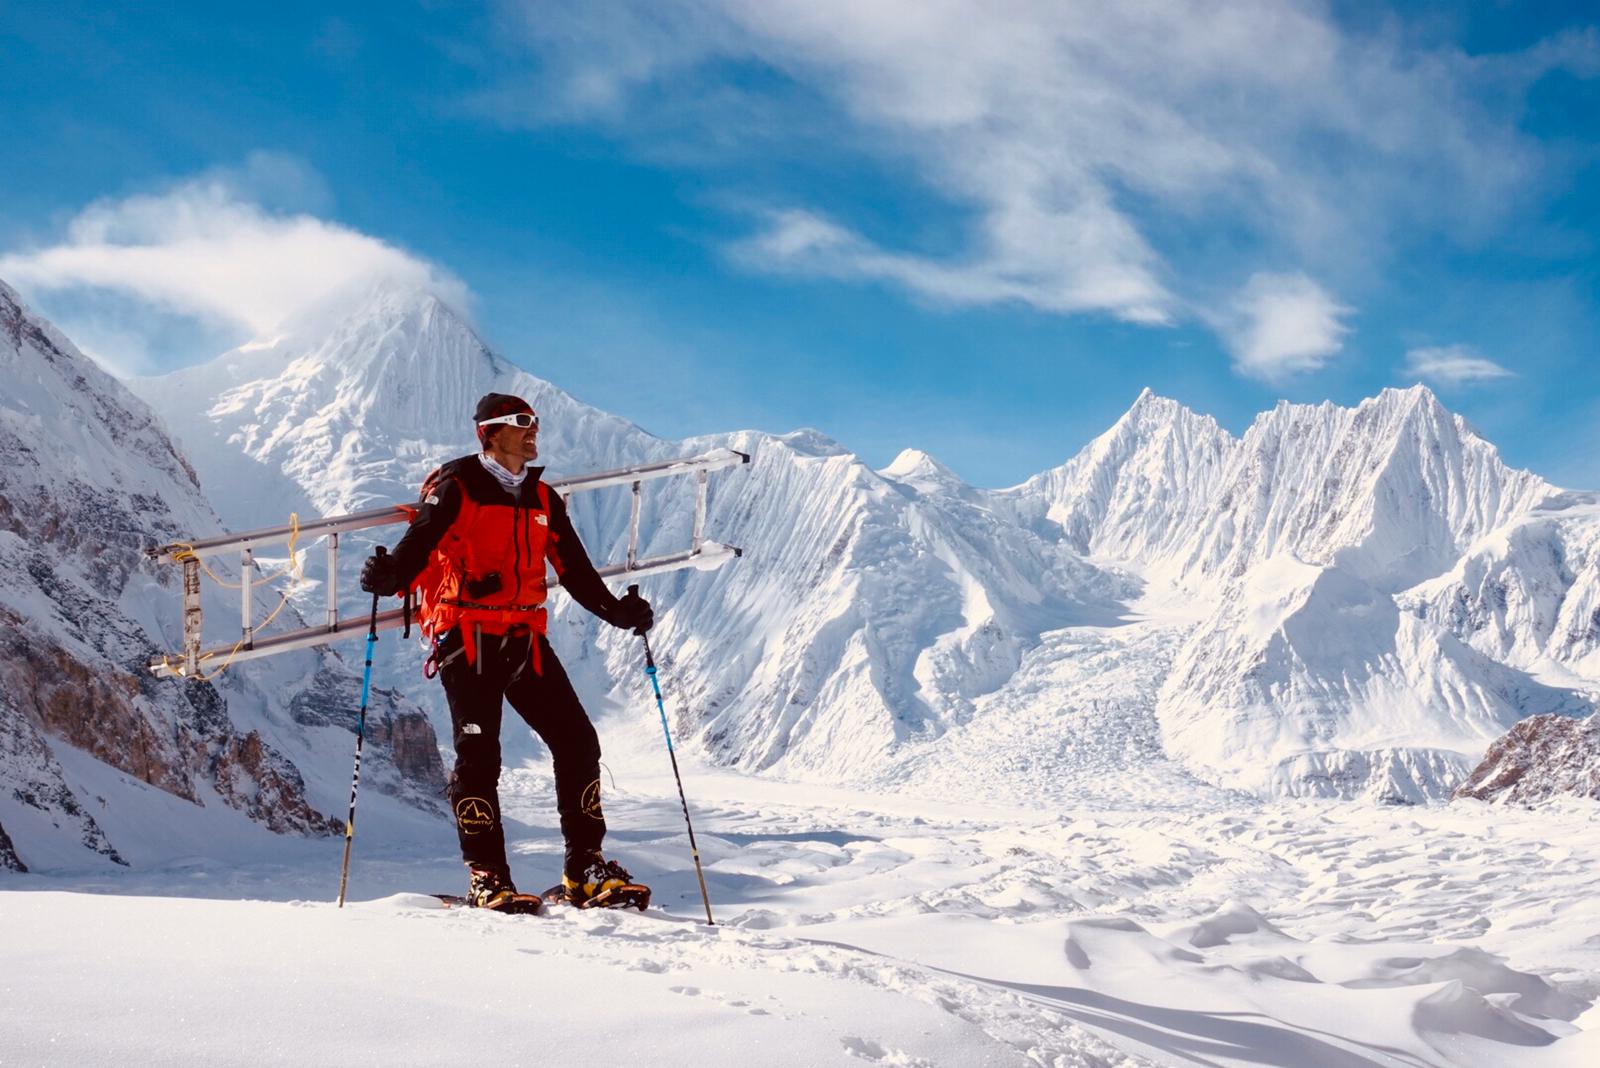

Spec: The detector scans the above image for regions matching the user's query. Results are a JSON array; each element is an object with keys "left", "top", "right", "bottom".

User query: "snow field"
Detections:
[{"left": 7, "top": 761, "right": 1597, "bottom": 1066}]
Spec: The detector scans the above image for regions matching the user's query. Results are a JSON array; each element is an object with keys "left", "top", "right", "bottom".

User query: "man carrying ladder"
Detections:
[{"left": 360, "top": 392, "right": 655, "bottom": 913}]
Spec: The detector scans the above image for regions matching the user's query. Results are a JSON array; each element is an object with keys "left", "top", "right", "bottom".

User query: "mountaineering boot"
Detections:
[
  {"left": 466, "top": 866, "right": 544, "bottom": 914},
  {"left": 560, "top": 853, "right": 651, "bottom": 910}
]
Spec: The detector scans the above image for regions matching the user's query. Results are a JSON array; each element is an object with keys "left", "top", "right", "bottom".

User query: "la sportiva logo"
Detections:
[
  {"left": 455, "top": 797, "right": 494, "bottom": 834},
  {"left": 581, "top": 779, "right": 603, "bottom": 821}
]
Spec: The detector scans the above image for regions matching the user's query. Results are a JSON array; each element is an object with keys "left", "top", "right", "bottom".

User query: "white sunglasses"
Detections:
[{"left": 478, "top": 412, "right": 539, "bottom": 430}]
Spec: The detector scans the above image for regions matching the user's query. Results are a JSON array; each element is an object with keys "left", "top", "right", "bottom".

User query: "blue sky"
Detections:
[{"left": 2, "top": 2, "right": 1597, "bottom": 488}]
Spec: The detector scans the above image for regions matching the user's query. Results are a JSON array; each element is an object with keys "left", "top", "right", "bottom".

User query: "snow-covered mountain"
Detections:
[
  {"left": 0, "top": 280, "right": 445, "bottom": 872},
  {"left": 1007, "top": 386, "right": 1551, "bottom": 591},
  {"left": 1156, "top": 555, "right": 1588, "bottom": 801},
  {"left": 134, "top": 288, "right": 1136, "bottom": 781},
  {"left": 135, "top": 286, "right": 667, "bottom": 527},
  {"left": 128, "top": 284, "right": 1600, "bottom": 804},
  {"left": 1003, "top": 387, "right": 1236, "bottom": 577}
]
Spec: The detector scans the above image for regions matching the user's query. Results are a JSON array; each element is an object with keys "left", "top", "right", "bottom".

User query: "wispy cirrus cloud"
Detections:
[
  {"left": 730, "top": 207, "right": 1169, "bottom": 323},
  {"left": 483, "top": 0, "right": 1596, "bottom": 376},
  {"left": 1404, "top": 344, "right": 1514, "bottom": 385},
  {"left": 0, "top": 152, "right": 467, "bottom": 338}
]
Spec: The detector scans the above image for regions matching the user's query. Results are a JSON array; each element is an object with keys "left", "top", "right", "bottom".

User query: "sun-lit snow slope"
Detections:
[
  {"left": 1005, "top": 388, "right": 1236, "bottom": 574},
  {"left": 5, "top": 751, "right": 1598, "bottom": 1067},
  {"left": 623, "top": 430, "right": 1137, "bottom": 779},
  {"left": 1402, "top": 493, "right": 1600, "bottom": 680},
  {"left": 0, "top": 280, "right": 443, "bottom": 872},
  {"left": 1157, "top": 556, "right": 1592, "bottom": 801}
]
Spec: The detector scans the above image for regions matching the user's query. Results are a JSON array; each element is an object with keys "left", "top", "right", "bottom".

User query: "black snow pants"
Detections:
[{"left": 437, "top": 627, "right": 605, "bottom": 877}]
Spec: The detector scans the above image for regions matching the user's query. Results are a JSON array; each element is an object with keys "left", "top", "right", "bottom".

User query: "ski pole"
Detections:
[
  {"left": 337, "top": 549, "right": 384, "bottom": 908},
  {"left": 631, "top": 584, "right": 714, "bottom": 926}
]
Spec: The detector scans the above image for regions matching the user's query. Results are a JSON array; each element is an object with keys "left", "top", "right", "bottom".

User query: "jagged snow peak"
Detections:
[
  {"left": 133, "top": 286, "right": 669, "bottom": 524},
  {"left": 1003, "top": 386, "right": 1236, "bottom": 576},
  {"left": 1006, "top": 385, "right": 1553, "bottom": 594},
  {"left": 122, "top": 294, "right": 1600, "bottom": 803},
  {"left": 1181, "top": 387, "right": 1552, "bottom": 591}
]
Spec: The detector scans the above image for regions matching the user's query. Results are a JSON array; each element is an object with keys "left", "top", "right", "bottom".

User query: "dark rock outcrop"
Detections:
[
  {"left": 1454, "top": 713, "right": 1600, "bottom": 805},
  {"left": 0, "top": 696, "right": 125, "bottom": 867},
  {"left": 0, "top": 820, "right": 23, "bottom": 872},
  {"left": 289, "top": 665, "right": 448, "bottom": 804}
]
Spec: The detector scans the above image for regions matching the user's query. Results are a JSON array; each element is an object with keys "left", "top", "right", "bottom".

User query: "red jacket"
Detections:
[{"left": 391, "top": 455, "right": 622, "bottom": 666}]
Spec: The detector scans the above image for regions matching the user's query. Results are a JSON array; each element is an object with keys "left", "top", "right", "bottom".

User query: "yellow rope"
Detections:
[{"left": 159, "top": 513, "right": 306, "bottom": 681}]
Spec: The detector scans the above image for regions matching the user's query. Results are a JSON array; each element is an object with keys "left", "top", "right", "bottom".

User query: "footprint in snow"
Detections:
[
  {"left": 667, "top": 984, "right": 781, "bottom": 1017},
  {"left": 839, "top": 1036, "right": 931, "bottom": 1066},
  {"left": 627, "top": 958, "right": 668, "bottom": 974}
]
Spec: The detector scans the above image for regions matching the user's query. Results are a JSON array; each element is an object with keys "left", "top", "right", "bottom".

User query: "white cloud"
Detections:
[
  {"left": 1404, "top": 344, "right": 1514, "bottom": 385},
  {"left": 486, "top": 0, "right": 1586, "bottom": 364},
  {"left": 732, "top": 207, "right": 1170, "bottom": 323},
  {"left": 0, "top": 157, "right": 467, "bottom": 337},
  {"left": 1223, "top": 272, "right": 1352, "bottom": 381}
]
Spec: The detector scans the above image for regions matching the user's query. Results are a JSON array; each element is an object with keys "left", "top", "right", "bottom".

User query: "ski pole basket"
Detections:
[{"left": 147, "top": 448, "right": 751, "bottom": 678}]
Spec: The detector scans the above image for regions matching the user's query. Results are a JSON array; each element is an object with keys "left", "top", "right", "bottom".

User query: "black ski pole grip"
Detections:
[{"left": 626, "top": 583, "right": 648, "bottom": 638}]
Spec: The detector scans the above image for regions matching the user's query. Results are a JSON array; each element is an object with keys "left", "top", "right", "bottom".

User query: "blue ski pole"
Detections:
[
  {"left": 337, "top": 548, "right": 384, "bottom": 908},
  {"left": 631, "top": 584, "right": 714, "bottom": 925}
]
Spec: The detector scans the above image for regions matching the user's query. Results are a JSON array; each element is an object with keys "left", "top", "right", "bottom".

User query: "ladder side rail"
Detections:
[
  {"left": 182, "top": 558, "right": 203, "bottom": 677},
  {"left": 547, "top": 448, "right": 749, "bottom": 493}
]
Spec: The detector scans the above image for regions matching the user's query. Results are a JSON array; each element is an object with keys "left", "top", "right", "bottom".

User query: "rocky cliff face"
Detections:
[
  {"left": 1454, "top": 713, "right": 1600, "bottom": 805},
  {"left": 0, "top": 279, "right": 444, "bottom": 870}
]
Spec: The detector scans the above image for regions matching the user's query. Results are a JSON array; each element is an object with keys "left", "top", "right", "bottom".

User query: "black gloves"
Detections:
[
  {"left": 359, "top": 549, "right": 402, "bottom": 596},
  {"left": 607, "top": 588, "right": 654, "bottom": 634}
]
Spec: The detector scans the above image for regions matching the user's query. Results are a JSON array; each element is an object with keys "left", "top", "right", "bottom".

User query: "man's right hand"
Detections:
[{"left": 360, "top": 550, "right": 402, "bottom": 595}]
